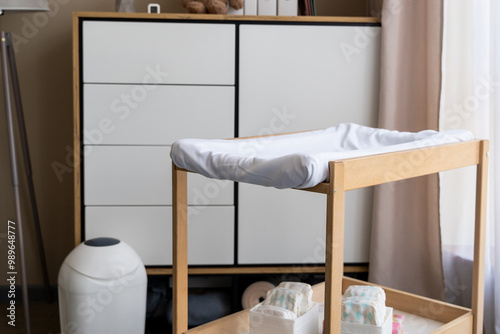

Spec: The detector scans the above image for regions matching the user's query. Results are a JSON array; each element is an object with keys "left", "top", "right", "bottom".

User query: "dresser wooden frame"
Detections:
[{"left": 73, "top": 12, "right": 380, "bottom": 275}]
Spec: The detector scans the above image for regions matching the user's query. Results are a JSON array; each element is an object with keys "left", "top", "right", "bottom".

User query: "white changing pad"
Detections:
[{"left": 170, "top": 123, "right": 474, "bottom": 189}]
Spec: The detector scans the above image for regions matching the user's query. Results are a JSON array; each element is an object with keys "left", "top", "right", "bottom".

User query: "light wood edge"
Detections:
[
  {"left": 296, "top": 182, "right": 330, "bottom": 194},
  {"left": 311, "top": 281, "right": 325, "bottom": 303},
  {"left": 341, "top": 140, "right": 482, "bottom": 191},
  {"left": 146, "top": 265, "right": 368, "bottom": 275},
  {"left": 324, "top": 161, "right": 345, "bottom": 334},
  {"left": 183, "top": 282, "right": 326, "bottom": 334},
  {"left": 178, "top": 140, "right": 480, "bottom": 195},
  {"left": 173, "top": 164, "right": 189, "bottom": 334},
  {"left": 472, "top": 140, "right": 489, "bottom": 334},
  {"left": 183, "top": 309, "right": 249, "bottom": 334},
  {"left": 342, "top": 277, "right": 471, "bottom": 324},
  {"left": 174, "top": 166, "right": 190, "bottom": 172},
  {"left": 429, "top": 312, "right": 473, "bottom": 334},
  {"left": 73, "top": 11, "right": 381, "bottom": 24},
  {"left": 73, "top": 12, "right": 81, "bottom": 246}
]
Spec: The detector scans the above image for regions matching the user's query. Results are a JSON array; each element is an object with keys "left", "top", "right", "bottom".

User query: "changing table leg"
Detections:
[
  {"left": 173, "top": 164, "right": 189, "bottom": 334},
  {"left": 472, "top": 140, "right": 489, "bottom": 334},
  {"left": 324, "top": 161, "right": 345, "bottom": 334}
]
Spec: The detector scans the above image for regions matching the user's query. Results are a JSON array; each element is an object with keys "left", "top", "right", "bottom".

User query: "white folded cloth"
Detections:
[{"left": 171, "top": 123, "right": 474, "bottom": 189}]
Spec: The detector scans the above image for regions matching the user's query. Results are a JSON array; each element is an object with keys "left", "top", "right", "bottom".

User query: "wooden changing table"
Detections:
[{"left": 172, "top": 138, "right": 489, "bottom": 334}]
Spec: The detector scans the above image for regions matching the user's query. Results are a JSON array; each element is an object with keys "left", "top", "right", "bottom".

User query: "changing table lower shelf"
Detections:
[
  {"left": 235, "top": 313, "right": 444, "bottom": 334},
  {"left": 185, "top": 277, "right": 472, "bottom": 334}
]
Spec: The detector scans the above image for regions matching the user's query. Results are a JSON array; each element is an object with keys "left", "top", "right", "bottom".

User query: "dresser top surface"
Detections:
[{"left": 73, "top": 11, "right": 380, "bottom": 25}]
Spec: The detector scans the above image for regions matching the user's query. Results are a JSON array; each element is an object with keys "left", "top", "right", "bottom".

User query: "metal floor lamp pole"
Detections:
[{"left": 1, "top": 31, "right": 52, "bottom": 334}]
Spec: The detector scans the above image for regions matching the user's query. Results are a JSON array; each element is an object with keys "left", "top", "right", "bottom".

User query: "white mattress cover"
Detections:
[{"left": 170, "top": 123, "right": 474, "bottom": 189}]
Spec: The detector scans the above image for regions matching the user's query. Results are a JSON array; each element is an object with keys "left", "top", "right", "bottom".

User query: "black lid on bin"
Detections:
[
  {"left": 84, "top": 237, "right": 120, "bottom": 247},
  {"left": 64, "top": 238, "right": 143, "bottom": 279}
]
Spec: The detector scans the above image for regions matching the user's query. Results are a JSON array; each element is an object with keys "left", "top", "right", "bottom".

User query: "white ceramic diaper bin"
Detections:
[{"left": 58, "top": 237, "right": 147, "bottom": 334}]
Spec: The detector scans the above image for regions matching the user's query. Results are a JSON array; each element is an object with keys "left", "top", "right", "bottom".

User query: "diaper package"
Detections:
[
  {"left": 341, "top": 296, "right": 386, "bottom": 326},
  {"left": 252, "top": 305, "right": 298, "bottom": 320},
  {"left": 250, "top": 282, "right": 319, "bottom": 334},
  {"left": 344, "top": 285, "right": 386, "bottom": 304},
  {"left": 341, "top": 285, "right": 388, "bottom": 328},
  {"left": 277, "top": 282, "right": 313, "bottom": 316},
  {"left": 262, "top": 287, "right": 303, "bottom": 316}
]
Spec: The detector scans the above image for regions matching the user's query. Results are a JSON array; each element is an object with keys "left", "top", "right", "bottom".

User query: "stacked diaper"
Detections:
[
  {"left": 250, "top": 282, "right": 320, "bottom": 334},
  {"left": 344, "top": 285, "right": 386, "bottom": 303},
  {"left": 341, "top": 285, "right": 387, "bottom": 326},
  {"left": 276, "top": 282, "right": 313, "bottom": 316},
  {"left": 251, "top": 304, "right": 298, "bottom": 320},
  {"left": 254, "top": 282, "right": 313, "bottom": 319}
]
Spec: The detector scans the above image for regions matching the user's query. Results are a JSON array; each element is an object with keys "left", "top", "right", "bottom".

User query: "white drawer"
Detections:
[
  {"left": 83, "top": 21, "right": 235, "bottom": 85},
  {"left": 84, "top": 146, "right": 233, "bottom": 206},
  {"left": 83, "top": 84, "right": 235, "bottom": 145},
  {"left": 238, "top": 183, "right": 372, "bottom": 264},
  {"left": 85, "top": 206, "right": 235, "bottom": 266},
  {"left": 239, "top": 24, "right": 380, "bottom": 136}
]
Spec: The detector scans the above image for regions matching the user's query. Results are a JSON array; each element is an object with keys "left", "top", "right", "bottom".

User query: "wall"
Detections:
[
  {"left": 0, "top": 0, "right": 367, "bottom": 287},
  {"left": 318, "top": 0, "right": 367, "bottom": 16}
]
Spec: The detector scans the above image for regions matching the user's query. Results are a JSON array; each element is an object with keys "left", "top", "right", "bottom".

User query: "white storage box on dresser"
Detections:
[{"left": 74, "top": 13, "right": 381, "bottom": 273}]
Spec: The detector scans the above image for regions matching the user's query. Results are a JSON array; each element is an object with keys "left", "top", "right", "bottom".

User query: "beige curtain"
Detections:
[{"left": 368, "top": 0, "right": 445, "bottom": 299}]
